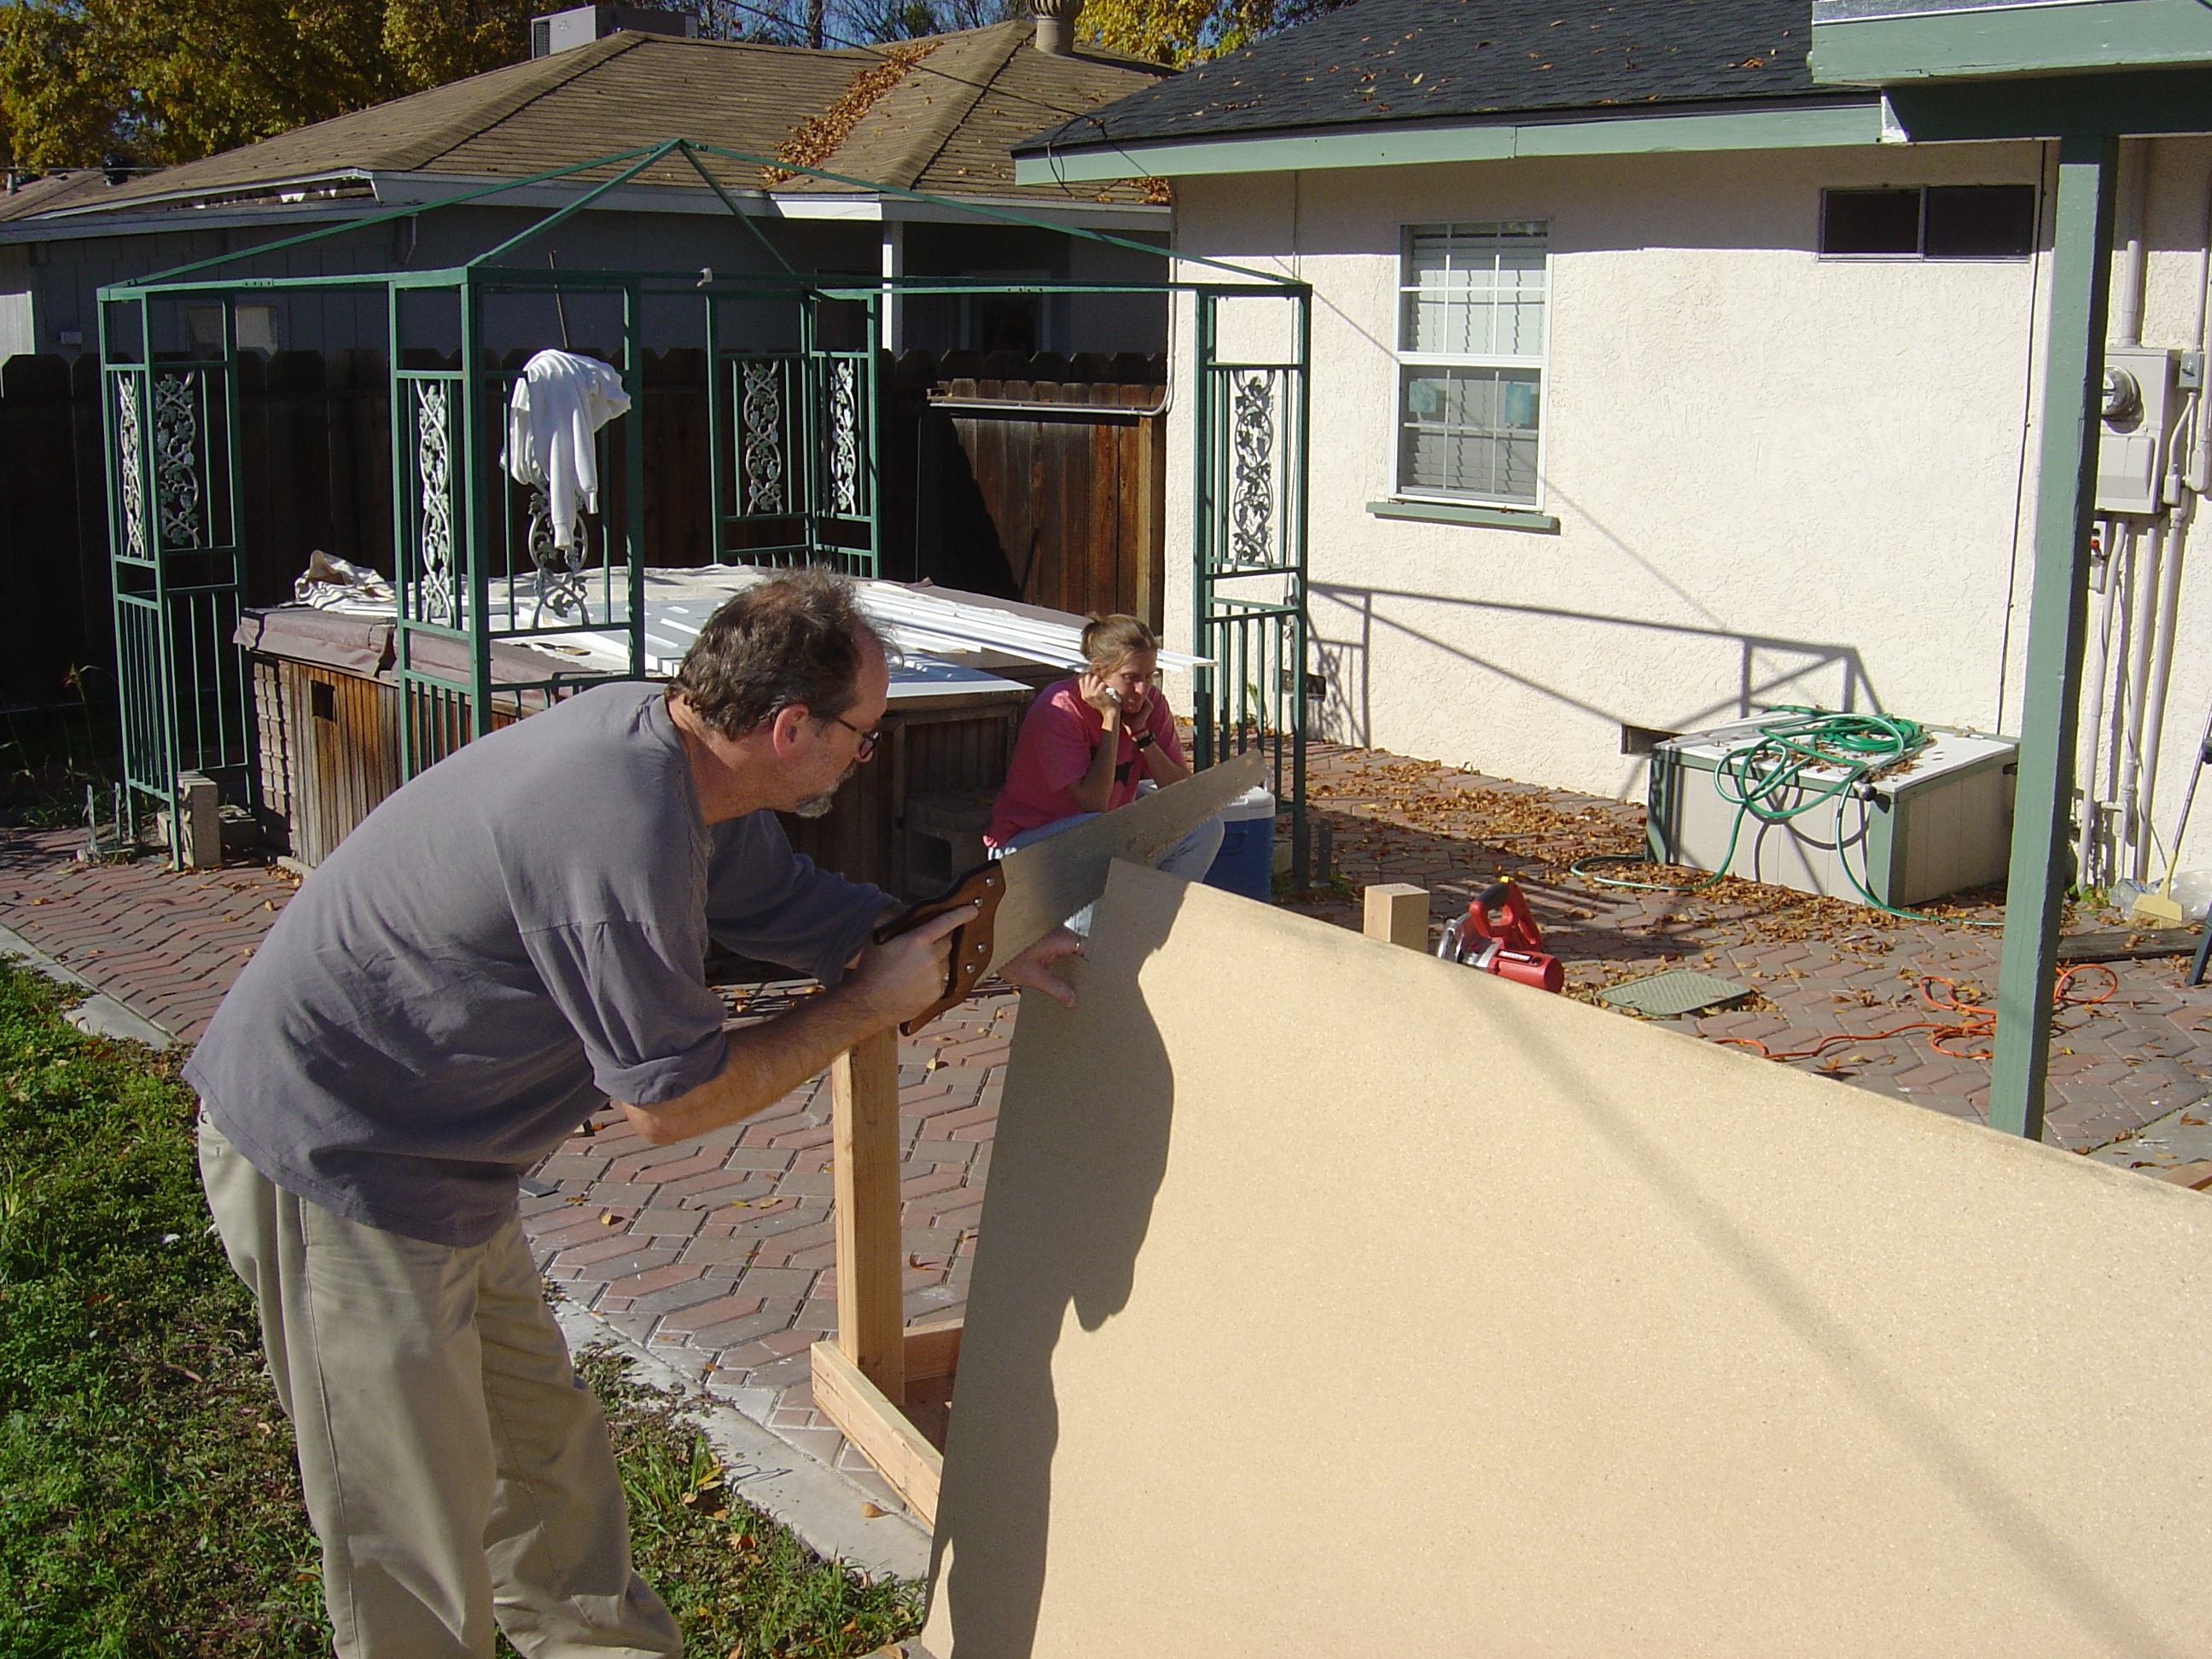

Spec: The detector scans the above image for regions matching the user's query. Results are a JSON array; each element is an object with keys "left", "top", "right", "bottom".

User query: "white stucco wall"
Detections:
[{"left": 1164, "top": 135, "right": 2212, "bottom": 881}]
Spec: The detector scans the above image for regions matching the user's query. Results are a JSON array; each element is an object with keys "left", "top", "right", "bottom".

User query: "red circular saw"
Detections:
[{"left": 1436, "top": 879, "right": 1564, "bottom": 993}]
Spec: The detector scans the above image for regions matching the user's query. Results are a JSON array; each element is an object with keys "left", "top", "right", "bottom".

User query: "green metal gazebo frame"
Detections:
[{"left": 96, "top": 138, "right": 1316, "bottom": 878}]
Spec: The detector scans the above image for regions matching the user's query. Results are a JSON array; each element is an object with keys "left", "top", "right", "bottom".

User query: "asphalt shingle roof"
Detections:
[
  {"left": 0, "top": 170, "right": 137, "bottom": 223},
  {"left": 24, "top": 24, "right": 1171, "bottom": 220},
  {"left": 1016, "top": 0, "right": 1846, "bottom": 156}
]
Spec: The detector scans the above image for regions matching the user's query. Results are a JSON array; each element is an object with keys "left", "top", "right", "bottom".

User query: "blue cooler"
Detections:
[{"left": 1202, "top": 786, "right": 1278, "bottom": 901}]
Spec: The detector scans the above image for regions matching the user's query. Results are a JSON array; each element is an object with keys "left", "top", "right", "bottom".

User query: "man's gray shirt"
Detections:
[{"left": 185, "top": 681, "right": 887, "bottom": 1247}]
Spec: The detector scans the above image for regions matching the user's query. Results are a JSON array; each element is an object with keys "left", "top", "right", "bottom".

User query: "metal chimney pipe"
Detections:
[{"left": 1033, "top": 0, "right": 1083, "bottom": 55}]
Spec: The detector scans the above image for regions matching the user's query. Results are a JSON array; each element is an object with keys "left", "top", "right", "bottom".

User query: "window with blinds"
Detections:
[{"left": 1395, "top": 221, "right": 1549, "bottom": 509}]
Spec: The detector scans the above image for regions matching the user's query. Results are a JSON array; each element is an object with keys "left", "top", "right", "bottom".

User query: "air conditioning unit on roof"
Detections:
[{"left": 531, "top": 5, "right": 698, "bottom": 57}]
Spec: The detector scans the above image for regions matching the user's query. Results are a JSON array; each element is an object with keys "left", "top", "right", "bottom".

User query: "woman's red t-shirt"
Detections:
[{"left": 985, "top": 678, "right": 1185, "bottom": 847}]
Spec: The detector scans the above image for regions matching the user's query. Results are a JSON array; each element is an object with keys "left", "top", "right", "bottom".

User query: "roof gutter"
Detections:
[
  {"left": 37, "top": 168, "right": 380, "bottom": 218},
  {"left": 1014, "top": 96, "right": 1892, "bottom": 183},
  {"left": 0, "top": 199, "right": 372, "bottom": 245},
  {"left": 9, "top": 164, "right": 1170, "bottom": 238}
]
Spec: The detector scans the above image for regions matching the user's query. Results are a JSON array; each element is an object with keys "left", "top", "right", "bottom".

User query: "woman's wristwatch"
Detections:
[{"left": 1132, "top": 730, "right": 1156, "bottom": 751}]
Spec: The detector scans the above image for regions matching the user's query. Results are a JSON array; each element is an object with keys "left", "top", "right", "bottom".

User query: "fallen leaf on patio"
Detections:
[
  {"left": 598, "top": 1211, "right": 620, "bottom": 1225},
  {"left": 859, "top": 1502, "right": 888, "bottom": 1517},
  {"left": 2183, "top": 1115, "right": 2206, "bottom": 1126}
]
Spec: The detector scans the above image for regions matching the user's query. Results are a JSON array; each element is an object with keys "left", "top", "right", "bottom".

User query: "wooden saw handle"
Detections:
[{"left": 871, "top": 860, "right": 1005, "bottom": 1036}]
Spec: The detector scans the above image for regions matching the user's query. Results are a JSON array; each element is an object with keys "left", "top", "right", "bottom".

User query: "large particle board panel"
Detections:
[{"left": 923, "top": 864, "right": 2212, "bottom": 1659}]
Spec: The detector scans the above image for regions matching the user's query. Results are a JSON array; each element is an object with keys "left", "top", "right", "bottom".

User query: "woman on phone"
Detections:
[{"left": 985, "top": 614, "right": 1225, "bottom": 911}]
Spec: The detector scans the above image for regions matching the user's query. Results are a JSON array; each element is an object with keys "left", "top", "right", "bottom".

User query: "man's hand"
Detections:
[
  {"left": 999, "top": 925, "right": 1084, "bottom": 1010},
  {"left": 843, "top": 903, "right": 976, "bottom": 1028}
]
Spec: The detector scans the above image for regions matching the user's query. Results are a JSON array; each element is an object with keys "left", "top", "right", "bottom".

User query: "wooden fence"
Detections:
[{"left": 0, "top": 346, "right": 1167, "bottom": 708}]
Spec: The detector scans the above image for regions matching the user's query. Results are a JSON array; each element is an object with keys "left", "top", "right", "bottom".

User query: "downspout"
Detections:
[
  {"left": 2077, "top": 517, "right": 2118, "bottom": 887},
  {"left": 2114, "top": 137, "right": 2149, "bottom": 350},
  {"left": 2104, "top": 137, "right": 2155, "bottom": 879},
  {"left": 2123, "top": 518, "right": 2164, "bottom": 881},
  {"left": 2135, "top": 169, "right": 2212, "bottom": 876},
  {"left": 2192, "top": 166, "right": 2212, "bottom": 495}
]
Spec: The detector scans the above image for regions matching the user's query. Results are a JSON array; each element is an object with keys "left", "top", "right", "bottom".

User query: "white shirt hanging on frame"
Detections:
[{"left": 502, "top": 350, "right": 632, "bottom": 550}]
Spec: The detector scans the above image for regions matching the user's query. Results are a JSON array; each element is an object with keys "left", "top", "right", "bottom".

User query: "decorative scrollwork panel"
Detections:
[
  {"left": 415, "top": 383, "right": 456, "bottom": 625},
  {"left": 524, "top": 484, "right": 591, "bottom": 626},
  {"left": 739, "top": 359, "right": 789, "bottom": 515},
  {"left": 826, "top": 358, "right": 860, "bottom": 520},
  {"left": 1229, "top": 371, "right": 1278, "bottom": 568},
  {"left": 153, "top": 372, "right": 204, "bottom": 550},
  {"left": 113, "top": 376, "right": 148, "bottom": 562}
]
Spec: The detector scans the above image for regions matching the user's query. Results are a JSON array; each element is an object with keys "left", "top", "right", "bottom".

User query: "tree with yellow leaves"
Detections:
[
  {"left": 0, "top": 0, "right": 534, "bottom": 169},
  {"left": 1080, "top": 0, "right": 1351, "bottom": 65}
]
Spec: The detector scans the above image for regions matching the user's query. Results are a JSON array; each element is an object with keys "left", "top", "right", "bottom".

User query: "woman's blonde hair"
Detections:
[{"left": 1080, "top": 613, "right": 1158, "bottom": 670}]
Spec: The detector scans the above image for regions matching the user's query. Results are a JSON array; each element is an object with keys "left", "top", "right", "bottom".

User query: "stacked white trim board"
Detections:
[
  {"left": 294, "top": 564, "right": 1210, "bottom": 679},
  {"left": 920, "top": 863, "right": 2212, "bottom": 1658},
  {"left": 530, "top": 567, "right": 1209, "bottom": 677}
]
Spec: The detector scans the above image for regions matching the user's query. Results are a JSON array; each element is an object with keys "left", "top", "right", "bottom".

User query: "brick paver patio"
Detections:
[{"left": 10, "top": 740, "right": 2212, "bottom": 1511}]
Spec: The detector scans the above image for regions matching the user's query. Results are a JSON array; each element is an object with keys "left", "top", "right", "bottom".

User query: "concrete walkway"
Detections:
[{"left": 9, "top": 742, "right": 2212, "bottom": 1552}]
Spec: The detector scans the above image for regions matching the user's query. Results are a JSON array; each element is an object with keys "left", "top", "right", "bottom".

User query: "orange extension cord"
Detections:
[{"left": 1713, "top": 964, "right": 2121, "bottom": 1064}]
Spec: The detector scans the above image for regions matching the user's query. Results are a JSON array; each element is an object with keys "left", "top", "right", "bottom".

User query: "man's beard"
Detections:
[{"left": 792, "top": 762, "right": 859, "bottom": 818}]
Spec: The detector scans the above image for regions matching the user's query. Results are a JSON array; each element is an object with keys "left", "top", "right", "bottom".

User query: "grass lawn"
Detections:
[{"left": 0, "top": 958, "right": 922, "bottom": 1657}]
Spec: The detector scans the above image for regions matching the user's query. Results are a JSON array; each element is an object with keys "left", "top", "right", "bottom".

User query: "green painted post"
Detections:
[
  {"left": 1291, "top": 287, "right": 1313, "bottom": 888},
  {"left": 624, "top": 280, "right": 646, "bottom": 677},
  {"left": 387, "top": 286, "right": 418, "bottom": 777},
  {"left": 1988, "top": 132, "right": 2120, "bottom": 1140},
  {"left": 705, "top": 294, "right": 726, "bottom": 564},
  {"left": 1191, "top": 292, "right": 1217, "bottom": 770},
  {"left": 461, "top": 280, "right": 494, "bottom": 741}
]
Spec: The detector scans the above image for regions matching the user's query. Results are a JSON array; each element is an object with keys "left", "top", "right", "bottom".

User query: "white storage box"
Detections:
[{"left": 1645, "top": 718, "right": 2017, "bottom": 907}]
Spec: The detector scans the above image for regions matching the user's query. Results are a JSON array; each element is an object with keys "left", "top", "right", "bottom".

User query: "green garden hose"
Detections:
[{"left": 1571, "top": 707, "right": 2003, "bottom": 928}]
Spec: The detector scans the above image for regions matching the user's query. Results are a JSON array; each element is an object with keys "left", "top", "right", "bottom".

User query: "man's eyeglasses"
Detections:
[{"left": 823, "top": 711, "right": 880, "bottom": 761}]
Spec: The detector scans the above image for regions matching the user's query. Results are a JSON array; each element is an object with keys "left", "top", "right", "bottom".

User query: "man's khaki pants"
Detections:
[{"left": 199, "top": 1115, "right": 684, "bottom": 1658}]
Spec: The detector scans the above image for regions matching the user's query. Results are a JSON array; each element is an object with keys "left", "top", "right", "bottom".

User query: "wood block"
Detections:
[
  {"left": 905, "top": 1318, "right": 963, "bottom": 1382},
  {"left": 2054, "top": 926, "right": 2199, "bottom": 962},
  {"left": 177, "top": 771, "right": 222, "bottom": 871},
  {"left": 811, "top": 1339, "right": 942, "bottom": 1528},
  {"left": 2151, "top": 1161, "right": 2212, "bottom": 1191},
  {"left": 833, "top": 1030, "right": 904, "bottom": 1405},
  {"left": 1362, "top": 882, "right": 1428, "bottom": 951}
]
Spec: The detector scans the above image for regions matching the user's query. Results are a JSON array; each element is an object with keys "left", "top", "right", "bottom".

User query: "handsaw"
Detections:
[{"left": 873, "top": 748, "right": 1269, "bottom": 1033}]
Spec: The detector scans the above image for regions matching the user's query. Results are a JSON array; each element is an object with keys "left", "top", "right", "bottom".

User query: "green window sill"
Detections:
[{"left": 1365, "top": 498, "right": 1560, "bottom": 533}]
